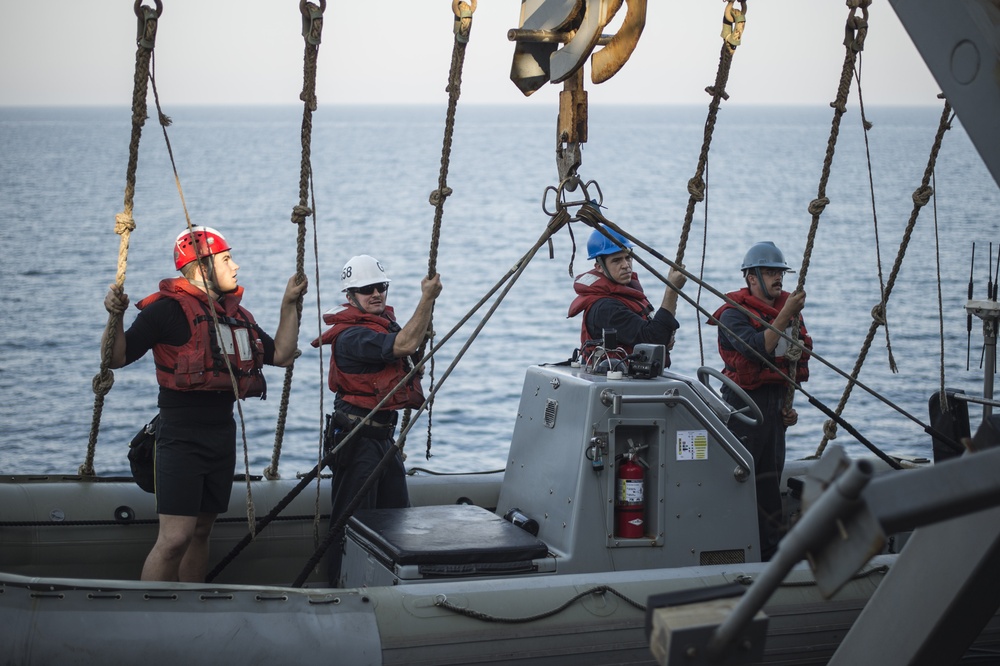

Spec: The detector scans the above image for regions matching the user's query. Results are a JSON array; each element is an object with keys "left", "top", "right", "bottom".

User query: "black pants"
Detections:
[
  {"left": 326, "top": 434, "right": 410, "bottom": 586},
  {"left": 722, "top": 384, "right": 788, "bottom": 561}
]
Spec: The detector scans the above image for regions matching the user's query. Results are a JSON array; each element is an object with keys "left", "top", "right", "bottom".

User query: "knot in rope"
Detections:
[
  {"left": 114, "top": 212, "right": 136, "bottom": 235},
  {"left": 262, "top": 465, "right": 280, "bottom": 481},
  {"left": 911, "top": 185, "right": 933, "bottom": 207},
  {"left": 784, "top": 344, "right": 803, "bottom": 362},
  {"left": 687, "top": 176, "right": 706, "bottom": 202},
  {"left": 870, "top": 302, "right": 887, "bottom": 325},
  {"left": 92, "top": 368, "right": 115, "bottom": 396},
  {"left": 823, "top": 419, "right": 839, "bottom": 440},
  {"left": 428, "top": 187, "right": 453, "bottom": 206},
  {"left": 808, "top": 196, "right": 830, "bottom": 216},
  {"left": 290, "top": 204, "right": 313, "bottom": 224}
]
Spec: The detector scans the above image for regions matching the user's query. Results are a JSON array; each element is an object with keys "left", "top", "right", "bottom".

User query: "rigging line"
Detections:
[
  {"left": 402, "top": 0, "right": 477, "bottom": 460},
  {"left": 676, "top": 40, "right": 734, "bottom": 268},
  {"left": 291, "top": 217, "right": 560, "bottom": 588},
  {"left": 208, "top": 212, "right": 569, "bottom": 579},
  {"left": 786, "top": 0, "right": 871, "bottom": 415},
  {"left": 307, "top": 176, "right": 326, "bottom": 547},
  {"left": 589, "top": 215, "right": 960, "bottom": 462},
  {"left": 967, "top": 242, "right": 976, "bottom": 371},
  {"left": 265, "top": 0, "right": 324, "bottom": 481},
  {"left": 933, "top": 169, "right": 948, "bottom": 413},
  {"left": 815, "top": 98, "right": 953, "bottom": 457},
  {"left": 854, "top": 51, "right": 897, "bottom": 373},
  {"left": 697, "top": 157, "right": 709, "bottom": 367},
  {"left": 148, "top": 54, "right": 261, "bottom": 533},
  {"left": 85, "top": 0, "right": 162, "bottom": 477}
]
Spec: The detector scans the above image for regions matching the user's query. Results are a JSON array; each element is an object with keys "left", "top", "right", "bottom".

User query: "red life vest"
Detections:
[
  {"left": 311, "top": 304, "right": 424, "bottom": 411},
  {"left": 711, "top": 288, "right": 812, "bottom": 390},
  {"left": 567, "top": 268, "right": 653, "bottom": 353},
  {"left": 136, "top": 278, "right": 266, "bottom": 398}
]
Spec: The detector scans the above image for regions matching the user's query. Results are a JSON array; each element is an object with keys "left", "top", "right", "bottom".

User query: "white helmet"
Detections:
[{"left": 341, "top": 254, "right": 391, "bottom": 292}]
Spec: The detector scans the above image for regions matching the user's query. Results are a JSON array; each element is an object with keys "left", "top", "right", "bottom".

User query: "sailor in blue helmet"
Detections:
[
  {"left": 568, "top": 225, "right": 687, "bottom": 366},
  {"left": 709, "top": 240, "right": 812, "bottom": 561}
]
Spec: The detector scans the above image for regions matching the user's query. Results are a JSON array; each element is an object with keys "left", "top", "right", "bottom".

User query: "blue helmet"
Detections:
[
  {"left": 587, "top": 226, "right": 633, "bottom": 260},
  {"left": 741, "top": 241, "right": 793, "bottom": 272}
]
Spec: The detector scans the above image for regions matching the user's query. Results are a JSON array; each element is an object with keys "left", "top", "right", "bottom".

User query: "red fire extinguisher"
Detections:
[{"left": 616, "top": 450, "right": 645, "bottom": 538}]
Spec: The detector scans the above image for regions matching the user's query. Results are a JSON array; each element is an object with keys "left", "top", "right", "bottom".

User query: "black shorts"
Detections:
[{"left": 153, "top": 414, "right": 236, "bottom": 517}]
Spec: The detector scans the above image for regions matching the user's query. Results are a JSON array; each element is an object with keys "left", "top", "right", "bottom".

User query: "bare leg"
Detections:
[
  {"left": 141, "top": 513, "right": 200, "bottom": 582},
  {"left": 178, "top": 513, "right": 217, "bottom": 582}
]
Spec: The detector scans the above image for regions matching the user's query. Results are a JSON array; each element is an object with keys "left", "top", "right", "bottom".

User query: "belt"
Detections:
[{"left": 337, "top": 410, "right": 397, "bottom": 430}]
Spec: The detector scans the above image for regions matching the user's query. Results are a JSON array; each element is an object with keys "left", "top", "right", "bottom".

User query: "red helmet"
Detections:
[{"left": 173, "top": 226, "right": 231, "bottom": 270}]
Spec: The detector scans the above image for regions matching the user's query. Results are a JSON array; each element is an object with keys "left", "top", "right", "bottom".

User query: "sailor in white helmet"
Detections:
[{"left": 312, "top": 254, "right": 442, "bottom": 586}]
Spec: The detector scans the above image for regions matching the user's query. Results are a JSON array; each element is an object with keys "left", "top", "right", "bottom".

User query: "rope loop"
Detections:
[
  {"left": 453, "top": 0, "right": 477, "bottom": 43},
  {"left": 300, "top": 0, "right": 326, "bottom": 46},
  {"left": 92, "top": 368, "right": 115, "bottom": 397},
  {"left": 134, "top": 0, "right": 163, "bottom": 49},
  {"left": 114, "top": 212, "right": 136, "bottom": 235},
  {"left": 687, "top": 176, "right": 706, "bottom": 202},
  {"left": 912, "top": 184, "right": 933, "bottom": 207},
  {"left": 807, "top": 196, "right": 830, "bottom": 216},
  {"left": 428, "top": 187, "right": 453, "bottom": 206},
  {"left": 844, "top": 0, "right": 870, "bottom": 53},
  {"left": 290, "top": 204, "right": 313, "bottom": 224},
  {"left": 870, "top": 302, "right": 887, "bottom": 325}
]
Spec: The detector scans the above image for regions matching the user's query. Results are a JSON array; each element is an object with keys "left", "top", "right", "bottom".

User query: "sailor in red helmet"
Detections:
[{"left": 103, "top": 226, "right": 307, "bottom": 582}]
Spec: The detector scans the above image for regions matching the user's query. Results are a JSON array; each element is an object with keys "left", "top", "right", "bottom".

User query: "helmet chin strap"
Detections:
[
  {"left": 190, "top": 258, "right": 234, "bottom": 297},
  {"left": 596, "top": 257, "right": 614, "bottom": 281},
  {"left": 750, "top": 267, "right": 778, "bottom": 304}
]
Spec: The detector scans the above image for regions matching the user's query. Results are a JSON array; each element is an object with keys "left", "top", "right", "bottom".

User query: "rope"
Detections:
[
  {"left": 814, "top": 99, "right": 953, "bottom": 457},
  {"left": 83, "top": 1, "right": 162, "bottom": 477},
  {"left": 400, "top": 0, "right": 476, "bottom": 461},
  {"left": 675, "top": 41, "right": 734, "bottom": 268},
  {"left": 435, "top": 584, "right": 647, "bottom": 623},
  {"left": 263, "top": 0, "right": 324, "bottom": 481},
  {"left": 932, "top": 169, "right": 948, "bottom": 413},
  {"left": 785, "top": 0, "right": 871, "bottom": 414},
  {"left": 854, "top": 54, "right": 898, "bottom": 373},
  {"left": 677, "top": 11, "right": 747, "bottom": 366}
]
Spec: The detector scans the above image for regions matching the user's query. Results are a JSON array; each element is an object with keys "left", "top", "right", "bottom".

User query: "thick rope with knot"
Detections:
[
  {"left": 399, "top": 0, "right": 477, "bottom": 462},
  {"left": 263, "top": 0, "right": 324, "bottom": 481},
  {"left": 784, "top": 0, "right": 871, "bottom": 417},
  {"left": 84, "top": 1, "right": 161, "bottom": 477},
  {"left": 814, "top": 99, "right": 953, "bottom": 458}
]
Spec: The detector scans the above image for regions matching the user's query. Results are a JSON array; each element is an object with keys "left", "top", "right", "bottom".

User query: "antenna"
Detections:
[
  {"left": 993, "top": 242, "right": 999, "bottom": 301},
  {"left": 968, "top": 242, "right": 975, "bottom": 371}
]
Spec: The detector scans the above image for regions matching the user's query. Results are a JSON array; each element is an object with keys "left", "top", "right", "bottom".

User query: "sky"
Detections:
[{"left": 0, "top": 1, "right": 942, "bottom": 107}]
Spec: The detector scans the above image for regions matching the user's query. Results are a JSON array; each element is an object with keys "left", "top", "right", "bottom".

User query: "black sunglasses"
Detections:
[{"left": 353, "top": 282, "right": 389, "bottom": 296}]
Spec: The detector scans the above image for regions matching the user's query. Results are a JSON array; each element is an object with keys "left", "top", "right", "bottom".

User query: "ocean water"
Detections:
[{"left": 1, "top": 104, "right": 998, "bottom": 476}]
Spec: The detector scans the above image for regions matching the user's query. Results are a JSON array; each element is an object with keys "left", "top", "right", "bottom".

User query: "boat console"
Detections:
[{"left": 342, "top": 355, "right": 762, "bottom": 586}]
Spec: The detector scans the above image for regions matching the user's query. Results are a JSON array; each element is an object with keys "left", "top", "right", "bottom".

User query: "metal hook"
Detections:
[{"left": 134, "top": 0, "right": 162, "bottom": 19}]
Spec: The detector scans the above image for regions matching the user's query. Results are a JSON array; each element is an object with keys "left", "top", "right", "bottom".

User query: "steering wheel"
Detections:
[{"left": 696, "top": 366, "right": 763, "bottom": 427}]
